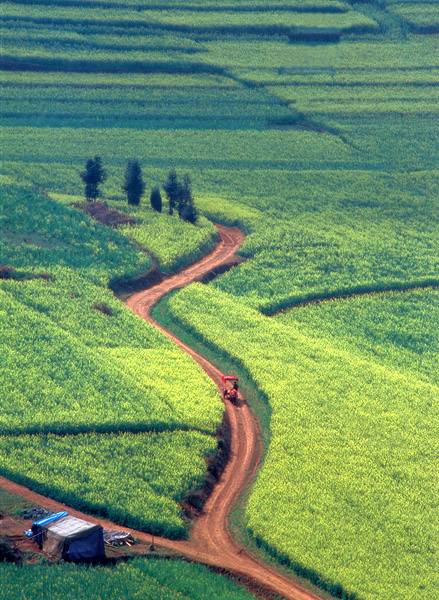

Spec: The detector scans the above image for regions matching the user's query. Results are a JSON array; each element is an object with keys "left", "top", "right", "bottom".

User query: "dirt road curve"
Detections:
[
  {"left": 0, "top": 224, "right": 323, "bottom": 600},
  {"left": 125, "top": 224, "right": 323, "bottom": 600}
]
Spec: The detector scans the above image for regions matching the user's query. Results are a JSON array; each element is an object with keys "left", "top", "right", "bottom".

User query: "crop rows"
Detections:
[
  {"left": 1, "top": 2, "right": 377, "bottom": 37},
  {"left": 1, "top": 558, "right": 255, "bottom": 600},
  {"left": 0, "top": 84, "right": 290, "bottom": 129},
  {"left": 202, "top": 38, "right": 439, "bottom": 71},
  {"left": 232, "top": 66, "right": 439, "bottom": 85},
  {"left": 0, "top": 127, "right": 359, "bottom": 173},
  {"left": 0, "top": 431, "right": 216, "bottom": 537},
  {"left": 0, "top": 184, "right": 224, "bottom": 534},
  {"left": 163, "top": 283, "right": 438, "bottom": 600},
  {"left": 1, "top": 26, "right": 203, "bottom": 53},
  {"left": 134, "top": 9, "right": 378, "bottom": 33},
  {"left": 0, "top": 71, "right": 238, "bottom": 87},
  {"left": 268, "top": 83, "right": 439, "bottom": 115},
  {"left": 388, "top": 2, "right": 439, "bottom": 32},
  {"left": 4, "top": 0, "right": 351, "bottom": 10}
]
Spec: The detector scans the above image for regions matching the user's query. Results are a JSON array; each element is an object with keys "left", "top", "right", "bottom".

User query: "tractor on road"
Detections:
[{"left": 221, "top": 375, "right": 239, "bottom": 404}]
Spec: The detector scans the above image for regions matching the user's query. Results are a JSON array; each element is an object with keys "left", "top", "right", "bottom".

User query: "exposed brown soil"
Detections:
[
  {"left": 74, "top": 201, "right": 136, "bottom": 227},
  {"left": 110, "top": 266, "right": 163, "bottom": 297},
  {"left": 0, "top": 223, "right": 324, "bottom": 600},
  {"left": 195, "top": 255, "right": 246, "bottom": 284}
]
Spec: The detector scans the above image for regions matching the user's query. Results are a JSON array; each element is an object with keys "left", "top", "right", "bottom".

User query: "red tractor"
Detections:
[{"left": 221, "top": 375, "right": 239, "bottom": 404}]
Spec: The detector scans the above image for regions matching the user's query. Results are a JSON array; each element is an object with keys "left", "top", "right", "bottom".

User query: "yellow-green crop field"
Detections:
[
  {"left": 1, "top": 0, "right": 438, "bottom": 598},
  {"left": 1, "top": 557, "right": 256, "bottom": 600},
  {"left": 0, "top": 184, "right": 224, "bottom": 538},
  {"left": 161, "top": 283, "right": 438, "bottom": 600}
]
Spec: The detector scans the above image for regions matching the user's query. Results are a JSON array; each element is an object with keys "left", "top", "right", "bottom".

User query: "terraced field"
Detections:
[
  {"left": 0, "top": 185, "right": 224, "bottom": 538},
  {"left": 1, "top": 1, "right": 438, "bottom": 599}
]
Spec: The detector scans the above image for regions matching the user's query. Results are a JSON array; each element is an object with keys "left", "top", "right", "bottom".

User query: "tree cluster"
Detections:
[
  {"left": 163, "top": 169, "right": 198, "bottom": 224},
  {"left": 80, "top": 158, "right": 198, "bottom": 224}
]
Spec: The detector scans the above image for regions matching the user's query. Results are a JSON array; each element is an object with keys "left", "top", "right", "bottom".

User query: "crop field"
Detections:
[
  {"left": 211, "top": 170, "right": 439, "bottom": 313},
  {"left": 163, "top": 283, "right": 438, "bottom": 600},
  {"left": 0, "top": 431, "right": 216, "bottom": 537},
  {"left": 0, "top": 184, "right": 224, "bottom": 536},
  {"left": 1, "top": 558, "right": 255, "bottom": 600},
  {"left": 0, "top": 2, "right": 376, "bottom": 38},
  {"left": 50, "top": 193, "right": 218, "bottom": 274},
  {"left": 387, "top": 1, "right": 439, "bottom": 32},
  {"left": 277, "top": 288, "right": 439, "bottom": 387},
  {"left": 1, "top": 0, "right": 438, "bottom": 598},
  {"left": 0, "top": 85, "right": 289, "bottom": 129}
]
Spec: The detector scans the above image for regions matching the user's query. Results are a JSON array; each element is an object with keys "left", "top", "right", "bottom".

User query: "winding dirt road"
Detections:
[
  {"left": 124, "top": 224, "right": 323, "bottom": 600},
  {"left": 1, "top": 224, "right": 323, "bottom": 600}
]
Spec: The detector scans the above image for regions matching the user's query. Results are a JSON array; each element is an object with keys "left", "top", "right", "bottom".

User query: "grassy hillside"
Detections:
[{"left": 0, "top": 184, "right": 223, "bottom": 537}]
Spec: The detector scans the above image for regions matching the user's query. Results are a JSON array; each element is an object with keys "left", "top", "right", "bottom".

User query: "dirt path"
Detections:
[
  {"left": 124, "top": 224, "right": 323, "bottom": 600},
  {"left": 0, "top": 224, "right": 323, "bottom": 600}
]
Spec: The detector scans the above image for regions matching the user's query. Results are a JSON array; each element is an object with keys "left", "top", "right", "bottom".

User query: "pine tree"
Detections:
[
  {"left": 163, "top": 169, "right": 178, "bottom": 215},
  {"left": 179, "top": 174, "right": 198, "bottom": 224},
  {"left": 80, "top": 156, "right": 107, "bottom": 202},
  {"left": 177, "top": 174, "right": 191, "bottom": 219},
  {"left": 122, "top": 159, "right": 145, "bottom": 206},
  {"left": 150, "top": 186, "right": 162, "bottom": 213}
]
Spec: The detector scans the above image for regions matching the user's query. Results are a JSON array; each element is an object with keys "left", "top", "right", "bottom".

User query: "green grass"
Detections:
[{"left": 0, "top": 487, "right": 40, "bottom": 519}]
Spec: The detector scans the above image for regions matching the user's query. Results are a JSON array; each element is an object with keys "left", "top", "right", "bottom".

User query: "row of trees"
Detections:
[{"left": 80, "top": 156, "right": 198, "bottom": 224}]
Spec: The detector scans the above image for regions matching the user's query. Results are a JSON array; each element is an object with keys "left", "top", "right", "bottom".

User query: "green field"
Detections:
[
  {"left": 277, "top": 287, "right": 439, "bottom": 387},
  {"left": 0, "top": 184, "right": 224, "bottom": 537},
  {"left": 1, "top": 558, "right": 255, "bottom": 600},
  {"left": 387, "top": 1, "right": 439, "bottom": 32},
  {"left": 1, "top": 0, "right": 438, "bottom": 598},
  {"left": 161, "top": 283, "right": 438, "bottom": 600}
]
